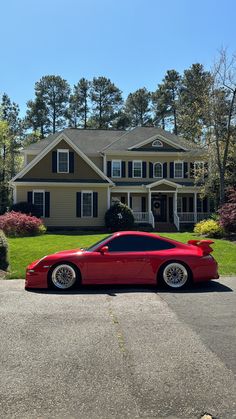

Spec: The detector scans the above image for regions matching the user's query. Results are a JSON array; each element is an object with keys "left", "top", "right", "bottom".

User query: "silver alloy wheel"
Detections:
[
  {"left": 162, "top": 262, "right": 188, "bottom": 288},
  {"left": 51, "top": 264, "right": 77, "bottom": 289}
]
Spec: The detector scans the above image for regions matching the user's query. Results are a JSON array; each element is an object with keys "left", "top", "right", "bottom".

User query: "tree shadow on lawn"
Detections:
[{"left": 27, "top": 280, "right": 233, "bottom": 296}]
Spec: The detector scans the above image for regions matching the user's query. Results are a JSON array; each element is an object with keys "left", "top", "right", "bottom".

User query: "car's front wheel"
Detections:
[
  {"left": 160, "top": 262, "right": 191, "bottom": 289},
  {"left": 49, "top": 263, "right": 79, "bottom": 290}
]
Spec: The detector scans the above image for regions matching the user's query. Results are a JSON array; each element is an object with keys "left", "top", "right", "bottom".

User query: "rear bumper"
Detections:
[{"left": 193, "top": 256, "right": 219, "bottom": 283}]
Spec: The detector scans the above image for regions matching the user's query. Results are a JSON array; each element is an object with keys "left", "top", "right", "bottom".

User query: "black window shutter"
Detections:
[
  {"left": 76, "top": 192, "right": 82, "bottom": 217},
  {"left": 130, "top": 196, "right": 132, "bottom": 208},
  {"left": 141, "top": 197, "right": 146, "bottom": 212},
  {"left": 190, "top": 162, "right": 194, "bottom": 178},
  {"left": 142, "top": 162, "right": 147, "bottom": 178},
  {"left": 69, "top": 152, "right": 74, "bottom": 173},
  {"left": 149, "top": 162, "right": 153, "bottom": 178},
  {"left": 93, "top": 192, "right": 98, "bottom": 217},
  {"left": 121, "top": 161, "right": 126, "bottom": 177},
  {"left": 128, "top": 161, "right": 132, "bottom": 178},
  {"left": 170, "top": 162, "right": 174, "bottom": 178},
  {"left": 27, "top": 191, "right": 33, "bottom": 204},
  {"left": 163, "top": 162, "right": 167, "bottom": 178},
  {"left": 189, "top": 197, "right": 194, "bottom": 212},
  {"left": 203, "top": 197, "right": 208, "bottom": 212},
  {"left": 121, "top": 196, "right": 126, "bottom": 204},
  {"left": 107, "top": 161, "right": 111, "bottom": 177},
  {"left": 45, "top": 192, "right": 50, "bottom": 218},
  {"left": 182, "top": 197, "right": 187, "bottom": 212},
  {"left": 52, "top": 151, "right": 57, "bottom": 173},
  {"left": 184, "top": 162, "right": 188, "bottom": 178}
]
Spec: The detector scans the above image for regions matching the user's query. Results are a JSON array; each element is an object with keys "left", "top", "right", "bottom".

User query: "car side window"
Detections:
[{"left": 107, "top": 235, "right": 175, "bottom": 252}]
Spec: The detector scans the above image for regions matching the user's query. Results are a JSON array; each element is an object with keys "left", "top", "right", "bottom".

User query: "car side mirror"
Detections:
[{"left": 100, "top": 246, "right": 108, "bottom": 254}]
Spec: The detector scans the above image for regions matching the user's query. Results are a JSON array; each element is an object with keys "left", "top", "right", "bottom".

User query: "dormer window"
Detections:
[
  {"left": 57, "top": 149, "right": 69, "bottom": 173},
  {"left": 152, "top": 140, "right": 163, "bottom": 148}
]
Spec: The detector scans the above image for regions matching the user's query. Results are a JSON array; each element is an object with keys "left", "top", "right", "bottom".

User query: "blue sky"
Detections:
[{"left": 1, "top": 0, "right": 236, "bottom": 115}]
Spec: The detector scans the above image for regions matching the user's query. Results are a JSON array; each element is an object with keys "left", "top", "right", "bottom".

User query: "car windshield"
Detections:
[{"left": 86, "top": 235, "right": 113, "bottom": 252}]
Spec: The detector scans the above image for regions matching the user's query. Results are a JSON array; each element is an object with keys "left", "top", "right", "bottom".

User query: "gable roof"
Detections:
[
  {"left": 12, "top": 132, "right": 114, "bottom": 184},
  {"left": 24, "top": 129, "right": 125, "bottom": 155},
  {"left": 101, "top": 127, "right": 199, "bottom": 152}
]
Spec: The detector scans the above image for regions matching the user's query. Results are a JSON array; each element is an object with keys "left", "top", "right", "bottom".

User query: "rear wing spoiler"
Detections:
[{"left": 188, "top": 239, "right": 214, "bottom": 256}]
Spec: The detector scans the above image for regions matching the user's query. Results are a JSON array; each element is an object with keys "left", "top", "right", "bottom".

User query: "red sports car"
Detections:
[{"left": 25, "top": 231, "right": 219, "bottom": 291}]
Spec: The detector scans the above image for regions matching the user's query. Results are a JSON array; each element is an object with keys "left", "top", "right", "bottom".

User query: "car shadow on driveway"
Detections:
[{"left": 27, "top": 280, "right": 233, "bottom": 295}]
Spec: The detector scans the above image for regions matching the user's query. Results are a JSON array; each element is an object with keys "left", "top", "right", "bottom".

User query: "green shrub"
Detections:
[
  {"left": 194, "top": 219, "right": 224, "bottom": 238},
  {"left": 105, "top": 202, "right": 134, "bottom": 231},
  {"left": 0, "top": 229, "right": 9, "bottom": 271}
]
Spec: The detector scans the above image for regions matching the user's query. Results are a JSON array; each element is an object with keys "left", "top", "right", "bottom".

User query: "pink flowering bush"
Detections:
[
  {"left": 0, "top": 211, "right": 47, "bottom": 237},
  {"left": 219, "top": 188, "right": 236, "bottom": 234}
]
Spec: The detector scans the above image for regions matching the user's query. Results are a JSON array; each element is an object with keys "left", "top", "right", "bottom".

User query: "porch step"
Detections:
[{"left": 155, "top": 222, "right": 177, "bottom": 233}]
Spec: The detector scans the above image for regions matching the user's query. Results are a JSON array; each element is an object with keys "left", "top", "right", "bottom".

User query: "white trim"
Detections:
[
  {"left": 13, "top": 185, "right": 17, "bottom": 204},
  {"left": 111, "top": 160, "right": 121, "bottom": 178},
  {"left": 107, "top": 188, "right": 110, "bottom": 209},
  {"left": 12, "top": 182, "right": 109, "bottom": 188},
  {"left": 174, "top": 161, "right": 184, "bottom": 179},
  {"left": 132, "top": 160, "right": 142, "bottom": 178},
  {"left": 147, "top": 179, "right": 182, "bottom": 189},
  {"left": 152, "top": 140, "right": 163, "bottom": 147},
  {"left": 11, "top": 133, "right": 114, "bottom": 185},
  {"left": 103, "top": 154, "right": 107, "bottom": 175},
  {"left": 153, "top": 162, "right": 163, "bottom": 179},
  {"left": 81, "top": 191, "right": 93, "bottom": 218},
  {"left": 33, "top": 190, "right": 45, "bottom": 218},
  {"left": 57, "top": 149, "right": 69, "bottom": 173},
  {"left": 127, "top": 133, "right": 188, "bottom": 151}
]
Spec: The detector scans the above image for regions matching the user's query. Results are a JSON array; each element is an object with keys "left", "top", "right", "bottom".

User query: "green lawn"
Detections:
[{"left": 8, "top": 232, "right": 236, "bottom": 279}]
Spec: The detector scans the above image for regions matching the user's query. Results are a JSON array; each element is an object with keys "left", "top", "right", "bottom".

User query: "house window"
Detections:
[
  {"left": 33, "top": 191, "right": 44, "bottom": 217},
  {"left": 133, "top": 161, "right": 142, "bottom": 178},
  {"left": 112, "top": 160, "right": 121, "bottom": 178},
  {"left": 152, "top": 140, "right": 163, "bottom": 147},
  {"left": 82, "top": 192, "right": 93, "bottom": 217},
  {"left": 153, "top": 162, "right": 163, "bottom": 178},
  {"left": 194, "top": 161, "right": 205, "bottom": 178},
  {"left": 174, "top": 161, "right": 183, "bottom": 178},
  {"left": 57, "top": 149, "right": 69, "bottom": 173}
]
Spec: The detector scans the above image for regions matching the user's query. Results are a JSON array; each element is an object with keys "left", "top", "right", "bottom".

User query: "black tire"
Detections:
[
  {"left": 48, "top": 262, "right": 80, "bottom": 290},
  {"left": 158, "top": 261, "right": 192, "bottom": 290}
]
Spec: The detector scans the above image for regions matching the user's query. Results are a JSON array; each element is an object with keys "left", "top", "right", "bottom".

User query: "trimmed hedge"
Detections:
[
  {"left": 11, "top": 201, "right": 41, "bottom": 218},
  {"left": 0, "top": 229, "right": 9, "bottom": 271},
  {"left": 0, "top": 211, "right": 47, "bottom": 237},
  {"left": 194, "top": 219, "right": 224, "bottom": 238},
  {"left": 105, "top": 202, "right": 134, "bottom": 231}
]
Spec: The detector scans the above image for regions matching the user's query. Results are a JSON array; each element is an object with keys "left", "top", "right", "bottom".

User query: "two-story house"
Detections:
[{"left": 10, "top": 127, "right": 211, "bottom": 231}]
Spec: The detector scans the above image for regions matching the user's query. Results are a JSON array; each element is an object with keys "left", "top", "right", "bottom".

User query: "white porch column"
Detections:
[
  {"left": 174, "top": 191, "right": 177, "bottom": 213},
  {"left": 194, "top": 191, "right": 197, "bottom": 223},
  {"left": 148, "top": 190, "right": 151, "bottom": 213},
  {"left": 127, "top": 192, "right": 130, "bottom": 207},
  {"left": 107, "top": 187, "right": 111, "bottom": 209}
]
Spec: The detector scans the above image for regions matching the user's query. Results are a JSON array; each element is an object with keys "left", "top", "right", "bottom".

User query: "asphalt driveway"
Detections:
[{"left": 0, "top": 278, "right": 236, "bottom": 419}]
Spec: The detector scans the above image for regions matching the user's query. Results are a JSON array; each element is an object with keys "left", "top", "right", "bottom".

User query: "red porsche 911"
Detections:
[{"left": 25, "top": 231, "right": 219, "bottom": 291}]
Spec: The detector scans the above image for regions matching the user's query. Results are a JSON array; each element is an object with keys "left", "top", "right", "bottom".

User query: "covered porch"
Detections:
[{"left": 110, "top": 181, "right": 211, "bottom": 231}]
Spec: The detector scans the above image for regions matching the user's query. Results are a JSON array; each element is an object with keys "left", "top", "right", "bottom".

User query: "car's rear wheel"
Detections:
[
  {"left": 160, "top": 262, "right": 191, "bottom": 289},
  {"left": 49, "top": 263, "right": 79, "bottom": 290}
]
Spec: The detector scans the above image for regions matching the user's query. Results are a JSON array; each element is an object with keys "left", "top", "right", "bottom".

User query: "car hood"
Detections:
[{"left": 54, "top": 248, "right": 85, "bottom": 257}]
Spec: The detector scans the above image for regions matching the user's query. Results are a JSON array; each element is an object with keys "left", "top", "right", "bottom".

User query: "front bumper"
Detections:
[{"left": 25, "top": 261, "right": 49, "bottom": 289}]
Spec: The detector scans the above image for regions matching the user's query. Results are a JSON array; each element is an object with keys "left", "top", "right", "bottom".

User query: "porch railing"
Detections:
[
  {"left": 178, "top": 212, "right": 210, "bottom": 223},
  {"left": 173, "top": 212, "right": 180, "bottom": 231},
  {"left": 133, "top": 211, "right": 155, "bottom": 228}
]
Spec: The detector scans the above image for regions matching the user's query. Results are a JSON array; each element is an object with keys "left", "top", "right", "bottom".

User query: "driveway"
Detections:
[{"left": 0, "top": 278, "right": 236, "bottom": 419}]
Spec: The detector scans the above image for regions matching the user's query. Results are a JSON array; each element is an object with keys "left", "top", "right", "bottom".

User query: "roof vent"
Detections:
[{"left": 152, "top": 139, "right": 163, "bottom": 147}]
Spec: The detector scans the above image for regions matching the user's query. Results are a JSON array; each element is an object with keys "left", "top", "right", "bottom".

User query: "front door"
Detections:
[{"left": 152, "top": 194, "right": 167, "bottom": 222}]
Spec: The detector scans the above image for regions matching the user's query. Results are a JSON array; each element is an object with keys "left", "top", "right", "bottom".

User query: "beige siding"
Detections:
[
  {"left": 16, "top": 186, "right": 108, "bottom": 227},
  {"left": 89, "top": 156, "right": 103, "bottom": 171},
  {"left": 22, "top": 140, "right": 102, "bottom": 181}
]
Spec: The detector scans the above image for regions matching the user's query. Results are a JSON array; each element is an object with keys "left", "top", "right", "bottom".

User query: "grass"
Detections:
[{"left": 7, "top": 232, "right": 236, "bottom": 279}]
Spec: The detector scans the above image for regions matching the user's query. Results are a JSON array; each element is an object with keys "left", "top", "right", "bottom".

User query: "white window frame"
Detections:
[
  {"left": 81, "top": 191, "right": 93, "bottom": 218},
  {"left": 153, "top": 162, "right": 163, "bottom": 178},
  {"left": 133, "top": 160, "right": 142, "bottom": 178},
  {"left": 194, "top": 161, "right": 205, "bottom": 178},
  {"left": 111, "top": 160, "right": 121, "bottom": 178},
  {"left": 174, "top": 161, "right": 183, "bottom": 178},
  {"left": 33, "top": 190, "right": 45, "bottom": 217},
  {"left": 57, "top": 149, "right": 69, "bottom": 173},
  {"left": 152, "top": 139, "right": 163, "bottom": 147}
]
